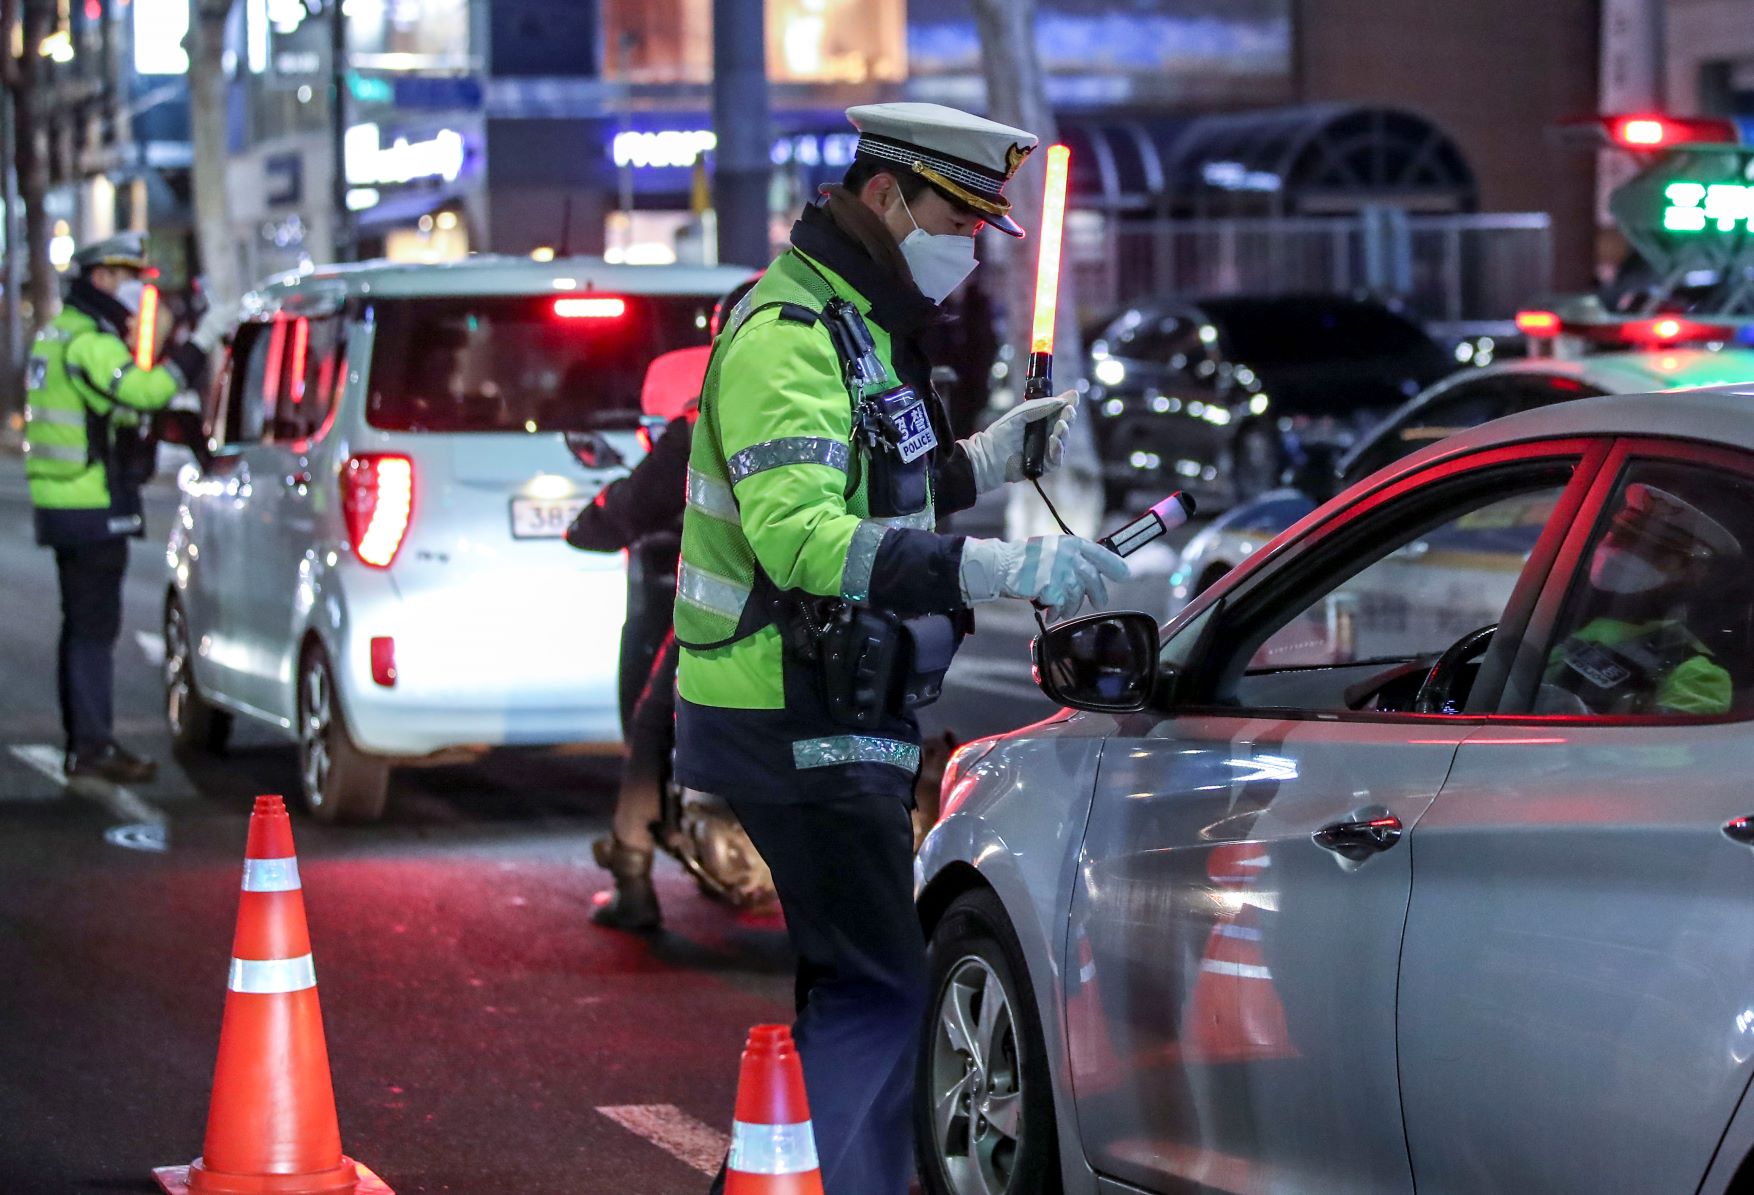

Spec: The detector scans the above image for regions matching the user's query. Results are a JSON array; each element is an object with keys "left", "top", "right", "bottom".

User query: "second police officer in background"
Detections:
[
  {"left": 675, "top": 103, "right": 1129, "bottom": 1193},
  {"left": 22, "top": 232, "right": 230, "bottom": 785}
]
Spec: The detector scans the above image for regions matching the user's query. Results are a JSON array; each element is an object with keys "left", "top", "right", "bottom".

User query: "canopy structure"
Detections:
[{"left": 1059, "top": 103, "right": 1477, "bottom": 217}]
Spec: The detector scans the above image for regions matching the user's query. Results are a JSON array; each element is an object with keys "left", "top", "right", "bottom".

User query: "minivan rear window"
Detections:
[{"left": 365, "top": 294, "right": 714, "bottom": 432}]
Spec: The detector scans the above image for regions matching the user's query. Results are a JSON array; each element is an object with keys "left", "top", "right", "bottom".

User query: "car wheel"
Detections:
[
  {"left": 297, "top": 643, "right": 389, "bottom": 823},
  {"left": 1231, "top": 422, "right": 1284, "bottom": 503},
  {"left": 164, "top": 596, "right": 231, "bottom": 754},
  {"left": 917, "top": 888, "right": 1062, "bottom": 1195}
]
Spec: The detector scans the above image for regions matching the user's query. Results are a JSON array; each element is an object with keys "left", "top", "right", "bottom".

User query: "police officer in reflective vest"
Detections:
[
  {"left": 677, "top": 103, "right": 1129, "bottom": 1193},
  {"left": 1540, "top": 482, "right": 1739, "bottom": 716},
  {"left": 23, "top": 232, "right": 228, "bottom": 784}
]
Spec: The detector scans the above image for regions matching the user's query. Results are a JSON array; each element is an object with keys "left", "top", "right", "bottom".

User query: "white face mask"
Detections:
[
  {"left": 113, "top": 278, "right": 146, "bottom": 314},
  {"left": 896, "top": 192, "right": 978, "bottom": 305},
  {"left": 1589, "top": 544, "right": 1667, "bottom": 594}
]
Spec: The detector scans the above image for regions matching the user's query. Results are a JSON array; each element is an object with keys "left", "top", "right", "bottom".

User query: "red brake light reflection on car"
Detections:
[
  {"left": 341, "top": 454, "right": 414, "bottom": 569},
  {"left": 554, "top": 297, "right": 628, "bottom": 319}
]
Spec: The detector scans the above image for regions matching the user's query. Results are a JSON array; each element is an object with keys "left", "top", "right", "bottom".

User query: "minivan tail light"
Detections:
[
  {"left": 341, "top": 454, "right": 414, "bottom": 568},
  {"left": 370, "top": 636, "right": 397, "bottom": 687},
  {"left": 554, "top": 296, "right": 627, "bottom": 319}
]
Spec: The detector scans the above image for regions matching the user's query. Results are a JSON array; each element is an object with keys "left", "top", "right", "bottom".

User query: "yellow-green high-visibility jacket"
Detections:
[
  {"left": 1544, "top": 615, "right": 1731, "bottom": 715},
  {"left": 25, "top": 300, "right": 199, "bottom": 546},
  {"left": 672, "top": 207, "right": 980, "bottom": 802}
]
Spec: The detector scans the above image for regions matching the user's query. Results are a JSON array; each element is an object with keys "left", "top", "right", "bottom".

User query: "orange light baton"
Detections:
[
  {"left": 1022, "top": 144, "right": 1071, "bottom": 480},
  {"left": 132, "top": 283, "right": 160, "bottom": 369}
]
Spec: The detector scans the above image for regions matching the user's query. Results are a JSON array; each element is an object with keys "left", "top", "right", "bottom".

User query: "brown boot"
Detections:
[{"left": 590, "top": 834, "right": 661, "bottom": 931}]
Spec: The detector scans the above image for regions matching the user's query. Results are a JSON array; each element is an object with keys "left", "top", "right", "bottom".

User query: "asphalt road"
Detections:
[{"left": 0, "top": 453, "right": 1187, "bottom": 1193}]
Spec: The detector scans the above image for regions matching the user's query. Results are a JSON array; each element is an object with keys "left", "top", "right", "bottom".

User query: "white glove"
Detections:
[
  {"left": 960, "top": 535, "right": 1131, "bottom": 623},
  {"left": 190, "top": 299, "right": 238, "bottom": 355},
  {"left": 960, "top": 391, "right": 1078, "bottom": 494}
]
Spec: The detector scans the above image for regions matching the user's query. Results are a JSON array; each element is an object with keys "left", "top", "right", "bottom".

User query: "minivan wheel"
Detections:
[
  {"left": 164, "top": 596, "right": 231, "bottom": 754},
  {"left": 297, "top": 644, "right": 390, "bottom": 823},
  {"left": 918, "top": 889, "right": 1062, "bottom": 1195}
]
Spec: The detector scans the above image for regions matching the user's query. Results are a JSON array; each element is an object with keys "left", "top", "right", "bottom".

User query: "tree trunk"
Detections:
[
  {"left": 188, "top": 0, "right": 240, "bottom": 307},
  {"left": 12, "top": 0, "right": 56, "bottom": 332},
  {"left": 970, "top": 0, "right": 1102, "bottom": 539}
]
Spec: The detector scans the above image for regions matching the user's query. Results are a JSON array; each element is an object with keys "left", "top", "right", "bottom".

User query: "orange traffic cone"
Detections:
[
  {"left": 154, "top": 796, "right": 391, "bottom": 1195},
  {"left": 1065, "top": 920, "right": 1123, "bottom": 1094},
  {"left": 725, "top": 1025, "right": 824, "bottom": 1194}
]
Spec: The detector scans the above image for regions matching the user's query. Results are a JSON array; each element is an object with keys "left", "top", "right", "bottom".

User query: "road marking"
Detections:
[
  {"left": 596, "top": 1104, "right": 727, "bottom": 1175},
  {"left": 8, "top": 744, "right": 168, "bottom": 828},
  {"left": 136, "top": 630, "right": 164, "bottom": 665}
]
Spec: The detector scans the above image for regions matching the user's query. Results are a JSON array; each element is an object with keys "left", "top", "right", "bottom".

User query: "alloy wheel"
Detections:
[
  {"left": 928, "top": 955, "right": 1024, "bottom": 1195},
  {"left": 164, "top": 605, "right": 192, "bottom": 735},
  {"left": 299, "top": 656, "right": 333, "bottom": 811}
]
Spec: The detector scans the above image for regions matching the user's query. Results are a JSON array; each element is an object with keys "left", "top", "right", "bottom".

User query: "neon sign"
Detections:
[
  {"left": 1663, "top": 181, "right": 1754, "bottom": 233},
  {"left": 344, "top": 123, "right": 467, "bottom": 186},
  {"left": 612, "top": 130, "right": 718, "bottom": 170}
]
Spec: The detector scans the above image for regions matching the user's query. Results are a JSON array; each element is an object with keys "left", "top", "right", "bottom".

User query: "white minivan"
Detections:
[{"left": 162, "top": 256, "right": 750, "bottom": 821}]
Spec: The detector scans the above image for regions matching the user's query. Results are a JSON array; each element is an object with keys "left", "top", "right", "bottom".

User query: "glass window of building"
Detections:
[{"left": 601, "top": 0, "right": 904, "bottom": 84}]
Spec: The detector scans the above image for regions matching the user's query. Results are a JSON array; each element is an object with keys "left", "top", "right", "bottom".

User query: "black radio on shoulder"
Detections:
[{"left": 826, "top": 298, "right": 937, "bottom": 518}]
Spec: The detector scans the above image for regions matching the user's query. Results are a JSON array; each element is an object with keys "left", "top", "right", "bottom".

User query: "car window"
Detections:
[
  {"left": 1531, "top": 459, "right": 1754, "bottom": 719},
  {"left": 266, "top": 316, "right": 346, "bottom": 444},
  {"left": 365, "top": 294, "right": 713, "bottom": 433},
  {"left": 1343, "top": 374, "right": 1602, "bottom": 483},
  {"left": 1195, "top": 458, "right": 1578, "bottom": 714},
  {"left": 222, "top": 322, "right": 275, "bottom": 445},
  {"left": 1218, "top": 301, "right": 1431, "bottom": 364}
]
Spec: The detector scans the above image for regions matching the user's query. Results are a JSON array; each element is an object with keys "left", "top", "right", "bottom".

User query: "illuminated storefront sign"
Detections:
[
  {"left": 134, "top": 0, "right": 190, "bottom": 73},
  {"left": 612, "top": 130, "right": 718, "bottom": 170},
  {"left": 344, "top": 123, "right": 467, "bottom": 186},
  {"left": 1663, "top": 181, "right": 1754, "bottom": 233}
]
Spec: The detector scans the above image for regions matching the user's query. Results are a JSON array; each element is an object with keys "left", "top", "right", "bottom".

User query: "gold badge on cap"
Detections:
[{"left": 1005, "top": 142, "right": 1033, "bottom": 179}]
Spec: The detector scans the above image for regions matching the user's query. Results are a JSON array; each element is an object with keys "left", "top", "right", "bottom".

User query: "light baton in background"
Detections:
[
  {"left": 132, "top": 283, "right": 160, "bottom": 369},
  {"left": 1021, "top": 143, "right": 1071, "bottom": 480}
]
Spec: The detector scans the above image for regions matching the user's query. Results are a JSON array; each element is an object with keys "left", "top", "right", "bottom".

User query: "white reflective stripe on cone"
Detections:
[
  {"left": 240, "top": 857, "right": 301, "bottom": 892},
  {"left": 728, "top": 1119, "right": 819, "bottom": 1176},
  {"left": 228, "top": 954, "right": 317, "bottom": 994}
]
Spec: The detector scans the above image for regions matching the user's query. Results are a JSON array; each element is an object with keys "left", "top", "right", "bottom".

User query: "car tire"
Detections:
[
  {"left": 164, "top": 595, "right": 232, "bottom": 754},
  {"left": 297, "top": 643, "right": 390, "bottom": 824},
  {"left": 1231, "top": 421, "right": 1285, "bottom": 504},
  {"left": 917, "top": 888, "right": 1062, "bottom": 1195}
]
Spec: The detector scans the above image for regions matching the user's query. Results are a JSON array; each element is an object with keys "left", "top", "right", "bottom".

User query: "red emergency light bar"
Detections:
[
  {"left": 554, "top": 296, "right": 628, "bottom": 319},
  {"left": 1599, "top": 114, "right": 1740, "bottom": 150},
  {"left": 1515, "top": 308, "right": 1740, "bottom": 347}
]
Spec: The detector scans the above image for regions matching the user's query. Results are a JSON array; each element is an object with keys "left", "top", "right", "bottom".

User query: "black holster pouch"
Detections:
[
  {"left": 776, "top": 595, "right": 959, "bottom": 729},
  {"left": 112, "top": 420, "right": 159, "bottom": 488},
  {"left": 858, "top": 386, "right": 930, "bottom": 518}
]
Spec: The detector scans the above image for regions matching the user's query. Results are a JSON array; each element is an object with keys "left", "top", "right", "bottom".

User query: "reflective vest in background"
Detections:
[
  {"left": 24, "top": 304, "right": 184, "bottom": 545},
  {"left": 673, "top": 248, "right": 935, "bottom": 711}
]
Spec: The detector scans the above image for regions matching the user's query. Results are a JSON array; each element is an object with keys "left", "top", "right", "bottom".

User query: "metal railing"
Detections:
[{"left": 1072, "top": 211, "right": 1554, "bottom": 338}]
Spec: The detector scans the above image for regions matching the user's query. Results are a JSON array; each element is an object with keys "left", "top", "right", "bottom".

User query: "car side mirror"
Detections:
[
  {"left": 1031, "top": 610, "right": 1160, "bottom": 713},
  {"left": 154, "top": 408, "right": 213, "bottom": 472},
  {"left": 565, "top": 429, "right": 625, "bottom": 470}
]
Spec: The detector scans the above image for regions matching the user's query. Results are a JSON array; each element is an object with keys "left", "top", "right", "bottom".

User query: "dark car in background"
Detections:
[{"left": 1086, "top": 294, "right": 1453, "bottom": 509}]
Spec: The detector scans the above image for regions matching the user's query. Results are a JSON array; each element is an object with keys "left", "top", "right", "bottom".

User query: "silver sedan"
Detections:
[{"left": 914, "top": 387, "right": 1754, "bottom": 1195}]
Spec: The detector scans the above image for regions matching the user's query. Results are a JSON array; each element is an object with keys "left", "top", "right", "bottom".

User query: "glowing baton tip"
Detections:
[
  {"left": 133, "top": 283, "right": 159, "bottom": 370},
  {"left": 1030, "top": 144, "right": 1071, "bottom": 358}
]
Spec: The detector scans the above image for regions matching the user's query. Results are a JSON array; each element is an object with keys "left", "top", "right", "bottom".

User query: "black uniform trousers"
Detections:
[
  {"left": 53, "top": 536, "right": 129, "bottom": 754},
  {"left": 710, "top": 780, "right": 927, "bottom": 1195}
]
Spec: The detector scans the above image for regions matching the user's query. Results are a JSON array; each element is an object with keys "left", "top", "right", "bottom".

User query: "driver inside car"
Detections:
[{"left": 1538, "top": 482, "right": 1738, "bottom": 716}]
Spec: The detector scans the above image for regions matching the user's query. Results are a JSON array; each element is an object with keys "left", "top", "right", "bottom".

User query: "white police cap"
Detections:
[
  {"left": 71, "top": 231, "right": 151, "bottom": 274},
  {"left": 845, "top": 102, "right": 1039, "bottom": 237}
]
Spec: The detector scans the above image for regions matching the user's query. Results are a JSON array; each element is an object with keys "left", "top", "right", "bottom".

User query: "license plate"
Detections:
[{"left": 510, "top": 497, "right": 589, "bottom": 539}]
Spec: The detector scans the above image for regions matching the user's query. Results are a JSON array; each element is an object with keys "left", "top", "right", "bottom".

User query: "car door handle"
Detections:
[
  {"left": 1313, "top": 812, "right": 1403, "bottom": 861},
  {"left": 1724, "top": 816, "right": 1754, "bottom": 846}
]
